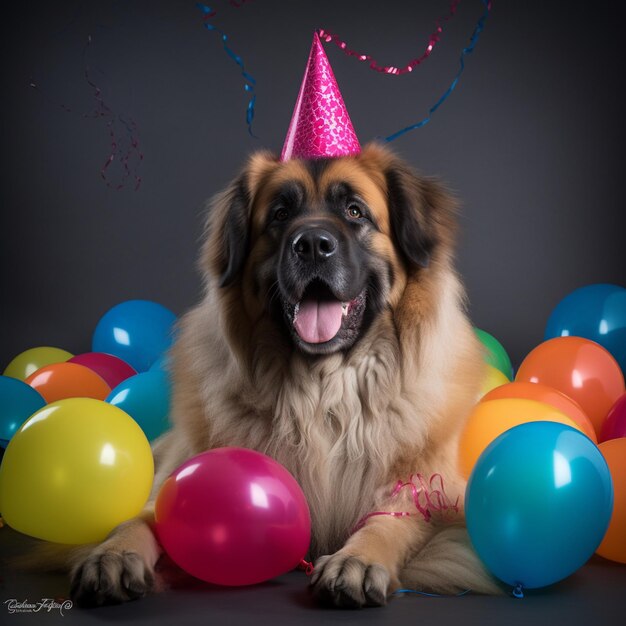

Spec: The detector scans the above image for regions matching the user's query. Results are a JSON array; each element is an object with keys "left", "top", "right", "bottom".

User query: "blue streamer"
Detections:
[
  {"left": 395, "top": 588, "right": 472, "bottom": 597},
  {"left": 385, "top": 0, "right": 491, "bottom": 142},
  {"left": 196, "top": 3, "right": 258, "bottom": 137}
]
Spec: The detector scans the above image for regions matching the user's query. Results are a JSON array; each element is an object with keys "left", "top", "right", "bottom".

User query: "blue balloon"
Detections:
[
  {"left": 149, "top": 353, "right": 171, "bottom": 373},
  {"left": 106, "top": 370, "right": 171, "bottom": 441},
  {"left": 0, "top": 375, "right": 46, "bottom": 446},
  {"left": 92, "top": 300, "right": 177, "bottom": 372},
  {"left": 465, "top": 422, "right": 613, "bottom": 591},
  {"left": 545, "top": 283, "right": 626, "bottom": 375}
]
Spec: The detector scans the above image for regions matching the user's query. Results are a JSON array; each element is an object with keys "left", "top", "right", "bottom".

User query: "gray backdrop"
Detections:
[{"left": 2, "top": 0, "right": 625, "bottom": 370}]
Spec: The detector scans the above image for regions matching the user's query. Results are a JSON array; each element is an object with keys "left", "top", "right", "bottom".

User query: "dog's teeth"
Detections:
[
  {"left": 341, "top": 302, "right": 349, "bottom": 316},
  {"left": 293, "top": 302, "right": 300, "bottom": 322}
]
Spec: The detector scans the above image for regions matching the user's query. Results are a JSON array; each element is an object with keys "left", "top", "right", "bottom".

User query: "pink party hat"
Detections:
[{"left": 281, "top": 32, "right": 361, "bottom": 161}]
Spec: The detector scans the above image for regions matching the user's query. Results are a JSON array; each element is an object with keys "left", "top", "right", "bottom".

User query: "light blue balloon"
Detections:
[
  {"left": 92, "top": 300, "right": 177, "bottom": 372},
  {"left": 545, "top": 283, "right": 626, "bottom": 375},
  {"left": 0, "top": 375, "right": 46, "bottom": 445},
  {"left": 106, "top": 370, "right": 171, "bottom": 441},
  {"left": 465, "top": 422, "right": 613, "bottom": 591}
]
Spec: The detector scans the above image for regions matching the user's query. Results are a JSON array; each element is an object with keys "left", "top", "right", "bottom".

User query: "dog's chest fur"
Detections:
[{"left": 172, "top": 309, "right": 431, "bottom": 557}]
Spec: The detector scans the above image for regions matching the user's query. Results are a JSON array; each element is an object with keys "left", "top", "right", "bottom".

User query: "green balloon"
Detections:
[{"left": 475, "top": 328, "right": 514, "bottom": 380}]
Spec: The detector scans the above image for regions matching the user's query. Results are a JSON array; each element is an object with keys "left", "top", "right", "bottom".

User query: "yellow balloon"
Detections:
[
  {"left": 480, "top": 364, "right": 510, "bottom": 398},
  {"left": 458, "top": 398, "right": 586, "bottom": 479},
  {"left": 0, "top": 398, "right": 153, "bottom": 544},
  {"left": 3, "top": 346, "right": 74, "bottom": 381}
]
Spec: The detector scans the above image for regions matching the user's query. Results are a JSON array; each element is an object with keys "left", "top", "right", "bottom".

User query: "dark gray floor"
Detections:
[{"left": 1, "top": 526, "right": 625, "bottom": 626}]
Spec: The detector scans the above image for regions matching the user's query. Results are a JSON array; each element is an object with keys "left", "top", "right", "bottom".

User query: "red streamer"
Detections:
[
  {"left": 319, "top": 1, "right": 462, "bottom": 75},
  {"left": 30, "top": 35, "right": 143, "bottom": 191}
]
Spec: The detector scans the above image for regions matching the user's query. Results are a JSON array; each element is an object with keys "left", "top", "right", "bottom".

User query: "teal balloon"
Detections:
[
  {"left": 0, "top": 375, "right": 46, "bottom": 445},
  {"left": 92, "top": 300, "right": 177, "bottom": 372},
  {"left": 149, "top": 354, "right": 171, "bottom": 373},
  {"left": 466, "top": 422, "right": 613, "bottom": 590},
  {"left": 106, "top": 370, "right": 171, "bottom": 441},
  {"left": 544, "top": 283, "right": 626, "bottom": 375}
]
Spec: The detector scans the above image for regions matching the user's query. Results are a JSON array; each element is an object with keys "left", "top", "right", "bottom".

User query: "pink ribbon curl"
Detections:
[{"left": 351, "top": 473, "right": 460, "bottom": 534}]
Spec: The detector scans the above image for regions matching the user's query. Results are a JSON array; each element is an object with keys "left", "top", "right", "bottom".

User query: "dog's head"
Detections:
[{"left": 203, "top": 143, "right": 456, "bottom": 355}]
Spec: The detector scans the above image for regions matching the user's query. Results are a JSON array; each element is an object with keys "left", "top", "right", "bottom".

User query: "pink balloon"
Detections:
[
  {"left": 154, "top": 447, "right": 311, "bottom": 586},
  {"left": 600, "top": 393, "right": 626, "bottom": 442},
  {"left": 68, "top": 352, "right": 137, "bottom": 389}
]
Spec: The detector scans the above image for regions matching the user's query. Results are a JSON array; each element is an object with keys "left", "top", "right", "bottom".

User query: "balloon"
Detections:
[
  {"left": 155, "top": 447, "right": 311, "bottom": 586},
  {"left": 459, "top": 398, "right": 585, "bottom": 479},
  {"left": 0, "top": 376, "right": 46, "bottom": 445},
  {"left": 92, "top": 300, "right": 177, "bottom": 372},
  {"left": 599, "top": 393, "right": 626, "bottom": 443},
  {"left": 482, "top": 381, "right": 597, "bottom": 443},
  {"left": 466, "top": 422, "right": 613, "bottom": 590},
  {"left": 106, "top": 370, "right": 171, "bottom": 441},
  {"left": 596, "top": 439, "right": 626, "bottom": 563},
  {"left": 475, "top": 328, "right": 514, "bottom": 379},
  {"left": 480, "top": 364, "right": 510, "bottom": 398},
  {"left": 149, "top": 353, "right": 171, "bottom": 373},
  {"left": 25, "top": 362, "right": 111, "bottom": 403},
  {"left": 68, "top": 352, "right": 137, "bottom": 389},
  {"left": 3, "top": 346, "right": 74, "bottom": 381},
  {"left": 0, "top": 398, "right": 153, "bottom": 544},
  {"left": 516, "top": 337, "right": 625, "bottom": 437},
  {"left": 544, "top": 283, "right": 626, "bottom": 375}
]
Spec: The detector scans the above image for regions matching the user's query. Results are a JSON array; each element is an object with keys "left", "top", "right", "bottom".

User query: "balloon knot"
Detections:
[
  {"left": 512, "top": 583, "right": 524, "bottom": 599},
  {"left": 298, "top": 559, "right": 314, "bottom": 576}
]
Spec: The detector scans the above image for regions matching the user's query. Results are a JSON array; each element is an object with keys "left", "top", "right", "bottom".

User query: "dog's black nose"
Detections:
[{"left": 292, "top": 228, "right": 338, "bottom": 262}]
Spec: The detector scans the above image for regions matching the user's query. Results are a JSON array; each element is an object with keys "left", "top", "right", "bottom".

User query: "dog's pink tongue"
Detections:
[{"left": 294, "top": 298, "right": 343, "bottom": 344}]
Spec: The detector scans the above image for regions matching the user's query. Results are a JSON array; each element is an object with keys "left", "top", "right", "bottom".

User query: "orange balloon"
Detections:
[
  {"left": 482, "top": 381, "right": 597, "bottom": 443},
  {"left": 516, "top": 337, "right": 625, "bottom": 438},
  {"left": 596, "top": 439, "right": 626, "bottom": 563},
  {"left": 25, "top": 363, "right": 111, "bottom": 403},
  {"left": 458, "top": 398, "right": 585, "bottom": 479}
]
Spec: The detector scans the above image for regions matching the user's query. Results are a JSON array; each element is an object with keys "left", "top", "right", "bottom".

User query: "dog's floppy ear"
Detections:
[
  {"left": 203, "top": 151, "right": 276, "bottom": 288},
  {"left": 216, "top": 175, "right": 250, "bottom": 287},
  {"left": 385, "top": 160, "right": 455, "bottom": 269}
]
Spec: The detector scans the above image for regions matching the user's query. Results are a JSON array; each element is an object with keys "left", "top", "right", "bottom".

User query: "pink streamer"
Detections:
[
  {"left": 318, "top": 1, "right": 462, "bottom": 75},
  {"left": 352, "top": 473, "right": 460, "bottom": 534}
]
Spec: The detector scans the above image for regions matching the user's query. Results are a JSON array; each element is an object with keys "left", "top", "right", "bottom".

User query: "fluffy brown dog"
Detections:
[{"left": 63, "top": 143, "right": 500, "bottom": 607}]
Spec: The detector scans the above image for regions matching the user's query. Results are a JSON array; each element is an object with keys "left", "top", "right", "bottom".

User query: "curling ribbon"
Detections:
[
  {"left": 318, "top": 0, "right": 462, "bottom": 75},
  {"left": 385, "top": 0, "right": 492, "bottom": 141},
  {"left": 196, "top": 3, "right": 258, "bottom": 137},
  {"left": 82, "top": 36, "right": 143, "bottom": 190},
  {"left": 351, "top": 473, "right": 459, "bottom": 534},
  {"left": 395, "top": 588, "right": 472, "bottom": 597},
  {"left": 31, "top": 35, "right": 143, "bottom": 191}
]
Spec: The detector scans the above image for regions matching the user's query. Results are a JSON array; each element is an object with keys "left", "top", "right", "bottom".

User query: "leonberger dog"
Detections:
[{"left": 42, "top": 143, "right": 501, "bottom": 606}]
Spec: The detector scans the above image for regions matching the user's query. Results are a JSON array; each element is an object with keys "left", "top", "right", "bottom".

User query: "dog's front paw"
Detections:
[
  {"left": 310, "top": 553, "right": 391, "bottom": 608},
  {"left": 70, "top": 548, "right": 154, "bottom": 608}
]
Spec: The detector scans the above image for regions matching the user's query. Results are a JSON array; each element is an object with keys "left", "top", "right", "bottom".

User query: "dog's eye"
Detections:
[
  {"left": 274, "top": 208, "right": 289, "bottom": 221},
  {"left": 347, "top": 205, "right": 362, "bottom": 219}
]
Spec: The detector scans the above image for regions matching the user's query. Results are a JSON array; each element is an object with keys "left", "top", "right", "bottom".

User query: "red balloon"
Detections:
[
  {"left": 68, "top": 352, "right": 137, "bottom": 389},
  {"left": 600, "top": 393, "right": 626, "bottom": 443},
  {"left": 154, "top": 447, "right": 311, "bottom": 586}
]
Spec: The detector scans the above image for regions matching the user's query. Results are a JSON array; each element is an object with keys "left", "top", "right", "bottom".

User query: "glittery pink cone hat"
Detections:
[{"left": 281, "top": 32, "right": 361, "bottom": 161}]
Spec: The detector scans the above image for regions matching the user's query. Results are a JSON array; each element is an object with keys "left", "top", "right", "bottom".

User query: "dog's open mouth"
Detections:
[{"left": 286, "top": 279, "right": 366, "bottom": 346}]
